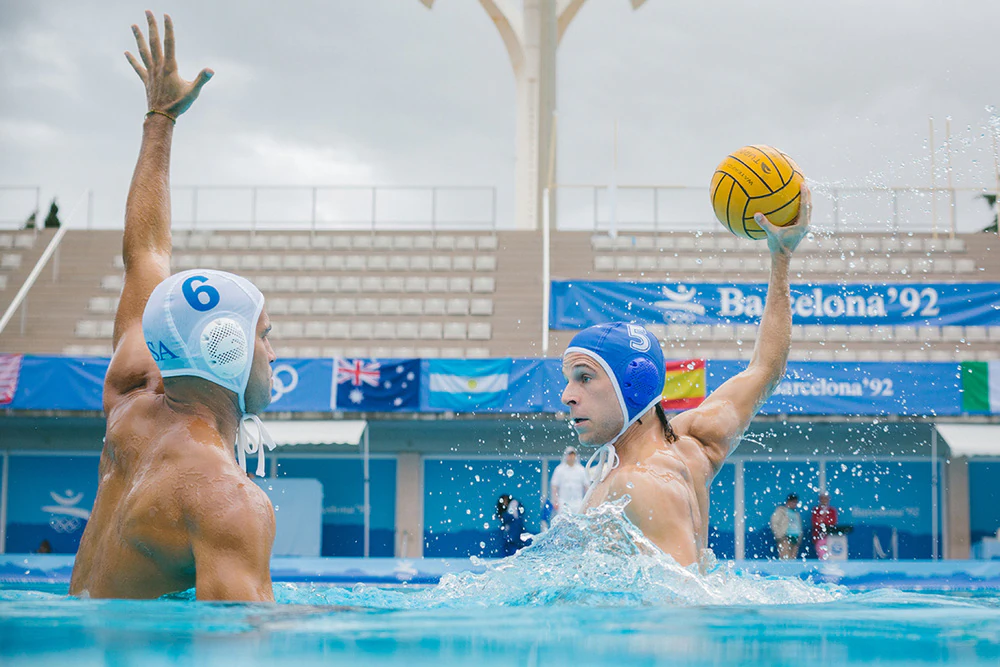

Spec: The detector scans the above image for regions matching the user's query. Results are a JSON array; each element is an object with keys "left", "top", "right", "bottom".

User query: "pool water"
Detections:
[{"left": 2, "top": 501, "right": 998, "bottom": 665}]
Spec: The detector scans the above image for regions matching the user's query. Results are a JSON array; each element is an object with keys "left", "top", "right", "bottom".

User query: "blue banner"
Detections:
[
  {"left": 6, "top": 356, "right": 108, "bottom": 411},
  {"left": 3, "top": 356, "right": 962, "bottom": 417},
  {"left": 551, "top": 281, "right": 1000, "bottom": 328},
  {"left": 419, "top": 359, "right": 566, "bottom": 413},
  {"left": 708, "top": 361, "right": 961, "bottom": 416},
  {"left": 332, "top": 358, "right": 420, "bottom": 411},
  {"left": 426, "top": 359, "right": 512, "bottom": 410},
  {"left": 265, "top": 358, "right": 334, "bottom": 413}
]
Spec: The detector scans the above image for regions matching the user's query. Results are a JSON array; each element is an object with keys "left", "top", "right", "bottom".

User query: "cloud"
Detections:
[
  {"left": 3, "top": 0, "right": 1000, "bottom": 232},
  {"left": 231, "top": 132, "right": 376, "bottom": 183},
  {"left": 0, "top": 117, "right": 61, "bottom": 146}
]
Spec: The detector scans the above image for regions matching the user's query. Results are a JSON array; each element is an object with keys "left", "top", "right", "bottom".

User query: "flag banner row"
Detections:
[
  {"left": 550, "top": 280, "right": 1000, "bottom": 328},
  {"left": 0, "top": 354, "right": 977, "bottom": 417}
]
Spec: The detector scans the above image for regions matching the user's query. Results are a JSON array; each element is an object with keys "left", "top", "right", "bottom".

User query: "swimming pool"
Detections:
[{"left": 2, "top": 503, "right": 998, "bottom": 665}]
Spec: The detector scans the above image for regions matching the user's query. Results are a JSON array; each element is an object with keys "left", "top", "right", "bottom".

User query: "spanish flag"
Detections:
[{"left": 661, "top": 359, "right": 706, "bottom": 411}]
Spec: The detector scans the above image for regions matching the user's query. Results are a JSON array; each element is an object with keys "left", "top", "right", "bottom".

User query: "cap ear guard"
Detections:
[
  {"left": 620, "top": 356, "right": 661, "bottom": 410},
  {"left": 199, "top": 317, "right": 250, "bottom": 380}
]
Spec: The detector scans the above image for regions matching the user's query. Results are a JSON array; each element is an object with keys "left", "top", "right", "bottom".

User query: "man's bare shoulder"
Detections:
[
  {"left": 666, "top": 405, "right": 734, "bottom": 472},
  {"left": 172, "top": 439, "right": 275, "bottom": 547}
]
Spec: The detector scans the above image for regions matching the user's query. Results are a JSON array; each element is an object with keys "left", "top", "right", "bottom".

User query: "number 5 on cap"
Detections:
[{"left": 626, "top": 324, "right": 650, "bottom": 352}]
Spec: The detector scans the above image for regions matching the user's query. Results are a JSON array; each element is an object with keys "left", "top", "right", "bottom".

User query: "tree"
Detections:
[
  {"left": 43, "top": 199, "right": 61, "bottom": 229},
  {"left": 979, "top": 193, "right": 999, "bottom": 233}
]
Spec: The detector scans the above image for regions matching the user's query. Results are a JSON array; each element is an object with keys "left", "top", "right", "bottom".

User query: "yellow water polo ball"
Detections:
[{"left": 710, "top": 145, "right": 804, "bottom": 240}]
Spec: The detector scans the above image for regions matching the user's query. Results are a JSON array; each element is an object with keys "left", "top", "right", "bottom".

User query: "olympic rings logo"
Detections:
[{"left": 271, "top": 364, "right": 299, "bottom": 402}]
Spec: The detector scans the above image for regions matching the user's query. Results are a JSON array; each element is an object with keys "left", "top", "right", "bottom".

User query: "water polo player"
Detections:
[
  {"left": 561, "top": 185, "right": 811, "bottom": 566},
  {"left": 70, "top": 13, "right": 276, "bottom": 602}
]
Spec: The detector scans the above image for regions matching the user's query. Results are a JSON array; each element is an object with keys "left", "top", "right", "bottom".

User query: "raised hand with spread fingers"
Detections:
[{"left": 125, "top": 10, "right": 213, "bottom": 121}]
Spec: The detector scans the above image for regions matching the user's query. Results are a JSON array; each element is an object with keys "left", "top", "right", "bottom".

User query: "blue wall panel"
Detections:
[
  {"left": 5, "top": 454, "right": 99, "bottom": 554},
  {"left": 424, "top": 458, "right": 543, "bottom": 557},
  {"left": 968, "top": 461, "right": 1000, "bottom": 546},
  {"left": 709, "top": 463, "right": 735, "bottom": 559},
  {"left": 276, "top": 457, "right": 396, "bottom": 557}
]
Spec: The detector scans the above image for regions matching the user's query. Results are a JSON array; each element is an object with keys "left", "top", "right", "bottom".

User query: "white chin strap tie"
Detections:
[
  {"left": 586, "top": 443, "right": 620, "bottom": 485},
  {"left": 236, "top": 415, "right": 276, "bottom": 477}
]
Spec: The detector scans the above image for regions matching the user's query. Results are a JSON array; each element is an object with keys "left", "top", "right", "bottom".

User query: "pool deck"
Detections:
[{"left": 2, "top": 555, "right": 999, "bottom": 591}]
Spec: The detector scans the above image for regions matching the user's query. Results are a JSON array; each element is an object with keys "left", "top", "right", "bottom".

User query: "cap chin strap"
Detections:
[
  {"left": 581, "top": 394, "right": 663, "bottom": 503},
  {"left": 237, "top": 414, "right": 276, "bottom": 477}
]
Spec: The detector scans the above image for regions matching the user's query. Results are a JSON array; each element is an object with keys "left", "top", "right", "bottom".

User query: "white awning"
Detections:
[
  {"left": 261, "top": 420, "right": 368, "bottom": 447},
  {"left": 935, "top": 424, "right": 1000, "bottom": 458}
]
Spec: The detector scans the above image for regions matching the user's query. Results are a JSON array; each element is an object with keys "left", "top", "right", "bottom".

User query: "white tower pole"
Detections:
[{"left": 420, "top": 0, "right": 649, "bottom": 230}]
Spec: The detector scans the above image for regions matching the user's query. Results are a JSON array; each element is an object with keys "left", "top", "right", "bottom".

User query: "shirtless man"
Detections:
[
  {"left": 70, "top": 12, "right": 277, "bottom": 601},
  {"left": 561, "top": 187, "right": 811, "bottom": 566}
]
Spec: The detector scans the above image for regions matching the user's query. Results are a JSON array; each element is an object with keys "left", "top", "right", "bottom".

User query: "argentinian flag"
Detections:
[{"left": 427, "top": 359, "right": 512, "bottom": 410}]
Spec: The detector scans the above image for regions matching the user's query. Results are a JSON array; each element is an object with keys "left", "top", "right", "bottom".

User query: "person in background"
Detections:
[
  {"left": 770, "top": 493, "right": 804, "bottom": 559},
  {"left": 550, "top": 445, "right": 590, "bottom": 516},
  {"left": 36, "top": 540, "right": 53, "bottom": 554},
  {"left": 497, "top": 494, "right": 527, "bottom": 557},
  {"left": 811, "top": 492, "right": 839, "bottom": 559}
]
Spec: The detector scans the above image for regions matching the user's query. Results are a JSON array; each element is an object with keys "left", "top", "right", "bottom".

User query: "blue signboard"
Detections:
[
  {"left": 551, "top": 281, "right": 1000, "bottom": 328},
  {"left": 709, "top": 361, "right": 961, "bottom": 416},
  {"left": 424, "top": 458, "right": 543, "bottom": 557},
  {"left": 5, "top": 454, "right": 100, "bottom": 554},
  {"left": 276, "top": 456, "right": 396, "bottom": 557},
  {"left": 826, "top": 461, "right": 934, "bottom": 560}
]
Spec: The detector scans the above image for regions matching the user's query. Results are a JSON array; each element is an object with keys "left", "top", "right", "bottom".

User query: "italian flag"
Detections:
[
  {"left": 961, "top": 361, "right": 1000, "bottom": 414},
  {"left": 661, "top": 359, "right": 706, "bottom": 411}
]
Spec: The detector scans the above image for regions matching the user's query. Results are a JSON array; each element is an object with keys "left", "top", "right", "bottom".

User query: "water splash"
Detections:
[{"left": 288, "top": 499, "right": 844, "bottom": 609}]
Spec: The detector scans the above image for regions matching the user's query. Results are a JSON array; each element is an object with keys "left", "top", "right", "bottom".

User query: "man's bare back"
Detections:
[
  {"left": 563, "top": 191, "right": 812, "bottom": 566},
  {"left": 71, "top": 390, "right": 274, "bottom": 599},
  {"left": 70, "top": 12, "right": 276, "bottom": 601}
]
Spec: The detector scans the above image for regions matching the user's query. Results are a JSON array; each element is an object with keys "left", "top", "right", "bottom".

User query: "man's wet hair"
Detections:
[
  {"left": 655, "top": 403, "right": 678, "bottom": 443},
  {"left": 633, "top": 403, "right": 678, "bottom": 443}
]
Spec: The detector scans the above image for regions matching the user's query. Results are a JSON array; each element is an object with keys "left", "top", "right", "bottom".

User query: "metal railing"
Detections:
[
  {"left": 0, "top": 193, "right": 88, "bottom": 337},
  {"left": 169, "top": 185, "right": 499, "bottom": 233},
  {"left": 555, "top": 184, "right": 999, "bottom": 236}
]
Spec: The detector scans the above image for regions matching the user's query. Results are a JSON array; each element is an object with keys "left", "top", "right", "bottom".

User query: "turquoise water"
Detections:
[{"left": 2, "top": 502, "right": 999, "bottom": 665}]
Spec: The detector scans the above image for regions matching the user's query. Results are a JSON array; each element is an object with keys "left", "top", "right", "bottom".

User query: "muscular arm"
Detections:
[
  {"left": 674, "top": 186, "right": 812, "bottom": 472},
  {"left": 114, "top": 115, "right": 174, "bottom": 351},
  {"left": 103, "top": 115, "right": 175, "bottom": 403},
  {"left": 188, "top": 468, "right": 276, "bottom": 602},
  {"left": 104, "top": 12, "right": 213, "bottom": 406}
]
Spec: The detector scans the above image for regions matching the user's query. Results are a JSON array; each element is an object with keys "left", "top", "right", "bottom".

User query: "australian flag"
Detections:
[{"left": 332, "top": 358, "right": 420, "bottom": 411}]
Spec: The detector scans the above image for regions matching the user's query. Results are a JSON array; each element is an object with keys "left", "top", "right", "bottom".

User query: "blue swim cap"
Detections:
[
  {"left": 142, "top": 269, "right": 265, "bottom": 414},
  {"left": 564, "top": 322, "right": 665, "bottom": 445}
]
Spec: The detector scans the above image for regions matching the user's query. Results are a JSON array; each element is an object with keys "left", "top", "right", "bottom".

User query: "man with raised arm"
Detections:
[
  {"left": 560, "top": 188, "right": 811, "bottom": 566},
  {"left": 70, "top": 12, "right": 277, "bottom": 601}
]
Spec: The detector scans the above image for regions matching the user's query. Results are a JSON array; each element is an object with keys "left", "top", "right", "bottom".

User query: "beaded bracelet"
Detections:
[{"left": 145, "top": 109, "right": 177, "bottom": 124}]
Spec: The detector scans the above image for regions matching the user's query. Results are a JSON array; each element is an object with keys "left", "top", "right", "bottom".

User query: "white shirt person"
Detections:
[{"left": 550, "top": 446, "right": 590, "bottom": 515}]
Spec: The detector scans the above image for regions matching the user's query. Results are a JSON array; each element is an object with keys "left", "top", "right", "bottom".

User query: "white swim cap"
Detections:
[{"left": 142, "top": 269, "right": 265, "bottom": 414}]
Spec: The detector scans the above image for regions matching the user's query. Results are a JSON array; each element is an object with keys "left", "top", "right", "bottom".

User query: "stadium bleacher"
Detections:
[{"left": 1, "top": 227, "right": 998, "bottom": 363}]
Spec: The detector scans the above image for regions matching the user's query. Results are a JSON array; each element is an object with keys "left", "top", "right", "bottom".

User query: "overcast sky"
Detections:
[{"left": 2, "top": 0, "right": 999, "bottom": 232}]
